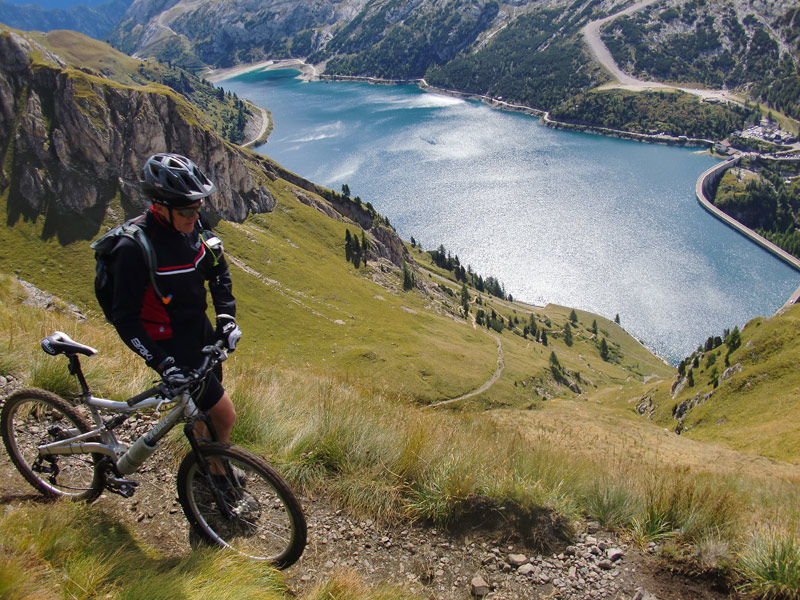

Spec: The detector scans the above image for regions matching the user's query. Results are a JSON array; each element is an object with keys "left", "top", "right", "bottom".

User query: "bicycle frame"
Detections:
[
  {"left": 35, "top": 352, "right": 210, "bottom": 476},
  {"left": 36, "top": 390, "right": 192, "bottom": 461}
]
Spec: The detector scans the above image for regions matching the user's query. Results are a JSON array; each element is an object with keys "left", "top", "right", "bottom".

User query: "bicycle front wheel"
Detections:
[
  {"left": 177, "top": 443, "right": 307, "bottom": 567},
  {"left": 1, "top": 388, "right": 102, "bottom": 500}
]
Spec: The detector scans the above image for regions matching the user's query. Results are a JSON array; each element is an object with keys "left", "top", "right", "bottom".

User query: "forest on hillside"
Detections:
[
  {"left": 601, "top": 3, "right": 800, "bottom": 120},
  {"left": 714, "top": 159, "right": 800, "bottom": 257},
  {"left": 424, "top": 10, "right": 606, "bottom": 111},
  {"left": 549, "top": 89, "right": 760, "bottom": 139}
]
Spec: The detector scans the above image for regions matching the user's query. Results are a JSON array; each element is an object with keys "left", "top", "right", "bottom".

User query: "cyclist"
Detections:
[{"left": 109, "top": 153, "right": 241, "bottom": 445}]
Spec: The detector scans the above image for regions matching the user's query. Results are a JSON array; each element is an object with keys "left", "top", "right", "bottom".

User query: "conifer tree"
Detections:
[
  {"left": 600, "top": 338, "right": 609, "bottom": 361},
  {"left": 564, "top": 322, "right": 573, "bottom": 347},
  {"left": 352, "top": 235, "right": 361, "bottom": 268},
  {"left": 569, "top": 309, "right": 578, "bottom": 325},
  {"left": 541, "top": 330, "right": 548, "bottom": 346},
  {"left": 402, "top": 262, "right": 414, "bottom": 291}
]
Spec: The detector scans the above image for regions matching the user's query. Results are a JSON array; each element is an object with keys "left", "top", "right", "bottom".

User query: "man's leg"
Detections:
[
  {"left": 206, "top": 391, "right": 236, "bottom": 443},
  {"left": 195, "top": 391, "right": 236, "bottom": 475}
]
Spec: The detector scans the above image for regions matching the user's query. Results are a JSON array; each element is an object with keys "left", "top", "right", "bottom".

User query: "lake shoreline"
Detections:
[
  {"left": 207, "top": 59, "right": 718, "bottom": 151},
  {"left": 213, "top": 61, "right": 800, "bottom": 363}
]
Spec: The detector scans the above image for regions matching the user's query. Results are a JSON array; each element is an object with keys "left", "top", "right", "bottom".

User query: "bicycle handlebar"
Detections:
[
  {"left": 127, "top": 342, "right": 229, "bottom": 406},
  {"left": 127, "top": 386, "right": 163, "bottom": 407}
]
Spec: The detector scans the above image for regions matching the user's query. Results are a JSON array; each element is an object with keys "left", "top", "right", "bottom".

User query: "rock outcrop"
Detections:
[
  {"left": 0, "top": 26, "right": 275, "bottom": 237},
  {"left": 0, "top": 26, "right": 411, "bottom": 268}
]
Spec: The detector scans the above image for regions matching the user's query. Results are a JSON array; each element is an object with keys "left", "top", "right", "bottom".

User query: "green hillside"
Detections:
[
  {"left": 632, "top": 303, "right": 800, "bottom": 462},
  {"left": 28, "top": 29, "right": 253, "bottom": 144},
  {"left": 0, "top": 157, "right": 672, "bottom": 406}
]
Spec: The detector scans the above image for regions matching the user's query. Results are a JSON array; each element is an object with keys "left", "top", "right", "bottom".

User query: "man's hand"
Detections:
[
  {"left": 162, "top": 363, "right": 193, "bottom": 390},
  {"left": 215, "top": 314, "right": 242, "bottom": 351}
]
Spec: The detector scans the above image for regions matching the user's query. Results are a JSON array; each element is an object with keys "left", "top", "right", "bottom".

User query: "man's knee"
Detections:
[{"left": 212, "top": 392, "right": 236, "bottom": 429}]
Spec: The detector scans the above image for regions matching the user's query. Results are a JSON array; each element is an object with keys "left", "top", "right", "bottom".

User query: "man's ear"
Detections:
[{"left": 152, "top": 203, "right": 170, "bottom": 220}]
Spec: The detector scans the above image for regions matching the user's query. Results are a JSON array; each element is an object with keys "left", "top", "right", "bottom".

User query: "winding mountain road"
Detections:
[{"left": 581, "top": 0, "right": 742, "bottom": 105}]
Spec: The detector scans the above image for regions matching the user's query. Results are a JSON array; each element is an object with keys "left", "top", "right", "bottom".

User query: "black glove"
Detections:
[
  {"left": 215, "top": 314, "right": 242, "bottom": 351},
  {"left": 158, "top": 357, "right": 193, "bottom": 391}
]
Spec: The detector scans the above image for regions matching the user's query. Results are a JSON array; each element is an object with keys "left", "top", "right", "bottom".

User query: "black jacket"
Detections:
[{"left": 110, "top": 208, "right": 235, "bottom": 370}]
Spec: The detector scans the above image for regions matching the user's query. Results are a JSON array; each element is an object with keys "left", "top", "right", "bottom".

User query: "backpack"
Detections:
[{"left": 90, "top": 216, "right": 167, "bottom": 322}]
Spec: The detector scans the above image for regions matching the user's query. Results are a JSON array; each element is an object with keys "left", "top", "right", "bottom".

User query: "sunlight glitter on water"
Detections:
[{"left": 221, "top": 72, "right": 800, "bottom": 365}]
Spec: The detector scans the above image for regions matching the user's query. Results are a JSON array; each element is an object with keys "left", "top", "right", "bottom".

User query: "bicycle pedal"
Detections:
[{"left": 106, "top": 475, "right": 139, "bottom": 498}]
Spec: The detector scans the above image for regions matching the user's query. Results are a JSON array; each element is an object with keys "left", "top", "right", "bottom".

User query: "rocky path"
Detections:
[
  {"left": 0, "top": 371, "right": 737, "bottom": 600},
  {"left": 0, "top": 449, "right": 737, "bottom": 600}
]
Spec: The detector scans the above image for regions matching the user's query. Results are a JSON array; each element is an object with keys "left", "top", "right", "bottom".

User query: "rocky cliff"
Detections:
[
  {"left": 0, "top": 26, "right": 279, "bottom": 238},
  {"left": 0, "top": 26, "right": 410, "bottom": 267}
]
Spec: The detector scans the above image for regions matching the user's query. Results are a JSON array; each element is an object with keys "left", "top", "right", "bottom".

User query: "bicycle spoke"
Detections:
[{"left": 177, "top": 443, "right": 306, "bottom": 566}]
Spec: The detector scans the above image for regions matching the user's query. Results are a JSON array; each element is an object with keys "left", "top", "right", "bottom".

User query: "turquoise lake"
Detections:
[{"left": 220, "top": 68, "right": 800, "bottom": 365}]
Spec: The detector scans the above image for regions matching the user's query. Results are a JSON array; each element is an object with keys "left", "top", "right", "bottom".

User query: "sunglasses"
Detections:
[{"left": 173, "top": 202, "right": 203, "bottom": 218}]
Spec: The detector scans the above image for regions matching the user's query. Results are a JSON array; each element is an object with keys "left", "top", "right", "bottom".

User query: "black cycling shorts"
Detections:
[{"left": 196, "top": 364, "right": 224, "bottom": 411}]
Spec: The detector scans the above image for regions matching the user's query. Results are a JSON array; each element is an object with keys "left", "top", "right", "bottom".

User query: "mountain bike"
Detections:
[{"left": 0, "top": 331, "right": 306, "bottom": 568}]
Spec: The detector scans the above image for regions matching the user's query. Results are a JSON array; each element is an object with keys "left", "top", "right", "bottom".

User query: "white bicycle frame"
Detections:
[{"left": 37, "top": 390, "right": 197, "bottom": 466}]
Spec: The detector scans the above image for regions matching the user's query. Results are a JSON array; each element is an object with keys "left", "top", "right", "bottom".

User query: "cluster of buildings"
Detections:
[{"left": 736, "top": 119, "right": 798, "bottom": 145}]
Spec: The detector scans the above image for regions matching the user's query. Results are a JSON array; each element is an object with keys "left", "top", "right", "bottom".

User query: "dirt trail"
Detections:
[
  {"left": 581, "top": 0, "right": 742, "bottom": 105},
  {"left": 427, "top": 332, "right": 504, "bottom": 408},
  {"left": 0, "top": 447, "right": 735, "bottom": 600}
]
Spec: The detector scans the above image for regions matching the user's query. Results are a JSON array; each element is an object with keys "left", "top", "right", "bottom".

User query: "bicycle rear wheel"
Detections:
[
  {"left": 1, "top": 388, "right": 102, "bottom": 500},
  {"left": 177, "top": 443, "right": 306, "bottom": 567}
]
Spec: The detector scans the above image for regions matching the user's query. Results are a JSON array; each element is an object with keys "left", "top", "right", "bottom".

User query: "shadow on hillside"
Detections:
[
  {"left": 451, "top": 494, "right": 574, "bottom": 554},
  {"left": 5, "top": 170, "right": 145, "bottom": 244}
]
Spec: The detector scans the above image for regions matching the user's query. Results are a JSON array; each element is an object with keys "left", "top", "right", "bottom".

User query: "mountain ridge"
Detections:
[
  {"left": 106, "top": 0, "right": 800, "bottom": 129},
  {"left": 2, "top": 24, "right": 800, "bottom": 600}
]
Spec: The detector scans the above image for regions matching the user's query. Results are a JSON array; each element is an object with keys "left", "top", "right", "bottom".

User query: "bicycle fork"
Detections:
[{"left": 183, "top": 416, "right": 241, "bottom": 519}]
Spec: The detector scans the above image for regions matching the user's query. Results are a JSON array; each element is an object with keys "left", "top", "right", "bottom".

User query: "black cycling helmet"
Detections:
[{"left": 141, "top": 153, "right": 217, "bottom": 207}]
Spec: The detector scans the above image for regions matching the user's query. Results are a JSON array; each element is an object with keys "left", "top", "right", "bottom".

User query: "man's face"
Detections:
[{"left": 169, "top": 200, "right": 203, "bottom": 234}]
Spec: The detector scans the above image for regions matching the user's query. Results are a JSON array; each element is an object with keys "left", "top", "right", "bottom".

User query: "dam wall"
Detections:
[{"left": 695, "top": 157, "right": 800, "bottom": 306}]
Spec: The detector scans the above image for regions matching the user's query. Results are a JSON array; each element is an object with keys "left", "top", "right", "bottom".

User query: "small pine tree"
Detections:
[
  {"left": 361, "top": 231, "right": 369, "bottom": 266},
  {"left": 591, "top": 319, "right": 598, "bottom": 335},
  {"left": 726, "top": 326, "right": 741, "bottom": 352},
  {"left": 569, "top": 309, "right": 578, "bottom": 325},
  {"left": 564, "top": 322, "right": 573, "bottom": 347},
  {"left": 461, "top": 284, "right": 470, "bottom": 314},
  {"left": 541, "top": 330, "right": 548, "bottom": 346},
  {"left": 344, "top": 229, "right": 353, "bottom": 262},
  {"left": 402, "top": 262, "right": 414, "bottom": 291},
  {"left": 600, "top": 338, "right": 609, "bottom": 361},
  {"left": 614, "top": 314, "right": 620, "bottom": 325},
  {"left": 352, "top": 235, "right": 361, "bottom": 268}
]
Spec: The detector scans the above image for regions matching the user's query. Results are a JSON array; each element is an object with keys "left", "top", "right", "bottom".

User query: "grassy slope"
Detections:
[
  {"left": 28, "top": 29, "right": 251, "bottom": 141},
  {"left": 0, "top": 160, "right": 671, "bottom": 405},
  {"left": 633, "top": 305, "right": 800, "bottom": 463}
]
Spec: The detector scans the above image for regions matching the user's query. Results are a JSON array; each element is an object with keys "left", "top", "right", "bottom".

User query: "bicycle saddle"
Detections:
[{"left": 41, "top": 331, "right": 98, "bottom": 357}]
